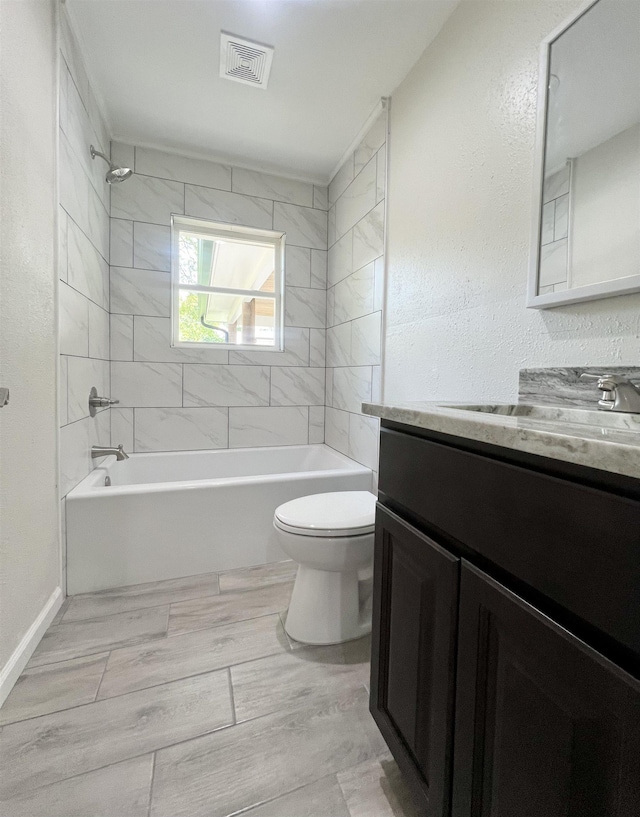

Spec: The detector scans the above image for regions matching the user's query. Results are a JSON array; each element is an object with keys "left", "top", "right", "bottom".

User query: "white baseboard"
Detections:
[{"left": 0, "top": 586, "right": 63, "bottom": 708}]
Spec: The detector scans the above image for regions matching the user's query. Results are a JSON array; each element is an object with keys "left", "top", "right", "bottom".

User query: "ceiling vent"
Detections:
[{"left": 219, "top": 32, "right": 274, "bottom": 90}]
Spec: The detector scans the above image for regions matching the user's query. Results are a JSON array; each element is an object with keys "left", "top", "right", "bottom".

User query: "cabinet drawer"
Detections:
[{"left": 379, "top": 428, "right": 640, "bottom": 658}]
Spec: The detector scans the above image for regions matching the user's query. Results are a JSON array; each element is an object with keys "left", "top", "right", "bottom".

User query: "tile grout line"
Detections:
[
  {"left": 146, "top": 752, "right": 157, "bottom": 817},
  {"left": 227, "top": 667, "right": 237, "bottom": 726},
  {"left": 93, "top": 651, "right": 111, "bottom": 702}
]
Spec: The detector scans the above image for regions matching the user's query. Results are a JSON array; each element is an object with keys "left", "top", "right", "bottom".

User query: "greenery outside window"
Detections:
[{"left": 171, "top": 215, "right": 285, "bottom": 349}]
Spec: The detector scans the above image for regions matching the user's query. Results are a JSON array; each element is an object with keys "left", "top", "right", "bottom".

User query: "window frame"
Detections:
[{"left": 170, "top": 214, "right": 286, "bottom": 351}]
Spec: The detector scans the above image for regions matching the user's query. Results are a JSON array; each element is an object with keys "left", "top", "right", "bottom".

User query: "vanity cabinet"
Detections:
[{"left": 370, "top": 423, "right": 640, "bottom": 817}]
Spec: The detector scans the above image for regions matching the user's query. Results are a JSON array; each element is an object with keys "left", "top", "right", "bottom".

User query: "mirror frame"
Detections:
[{"left": 527, "top": 0, "right": 640, "bottom": 309}]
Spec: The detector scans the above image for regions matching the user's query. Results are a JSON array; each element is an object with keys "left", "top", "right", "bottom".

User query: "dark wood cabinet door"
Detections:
[
  {"left": 370, "top": 505, "right": 460, "bottom": 816},
  {"left": 453, "top": 562, "right": 640, "bottom": 817}
]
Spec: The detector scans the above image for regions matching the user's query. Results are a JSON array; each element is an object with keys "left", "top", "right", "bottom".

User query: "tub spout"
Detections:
[{"left": 91, "top": 444, "right": 129, "bottom": 461}]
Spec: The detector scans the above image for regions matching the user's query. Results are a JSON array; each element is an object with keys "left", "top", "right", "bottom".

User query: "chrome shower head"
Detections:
[{"left": 90, "top": 145, "right": 133, "bottom": 184}]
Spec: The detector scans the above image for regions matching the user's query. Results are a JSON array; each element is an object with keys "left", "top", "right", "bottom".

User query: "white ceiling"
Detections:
[{"left": 66, "top": 0, "right": 459, "bottom": 183}]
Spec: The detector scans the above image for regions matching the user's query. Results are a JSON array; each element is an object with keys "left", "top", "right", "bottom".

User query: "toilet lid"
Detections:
[{"left": 274, "top": 491, "right": 377, "bottom": 538}]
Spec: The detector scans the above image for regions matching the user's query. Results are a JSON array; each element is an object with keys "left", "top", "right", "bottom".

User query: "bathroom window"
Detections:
[{"left": 171, "top": 216, "right": 285, "bottom": 349}]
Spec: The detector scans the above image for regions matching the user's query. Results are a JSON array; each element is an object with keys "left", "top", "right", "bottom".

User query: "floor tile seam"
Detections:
[
  {"left": 27, "top": 630, "right": 169, "bottom": 670},
  {"left": 146, "top": 752, "right": 157, "bottom": 817},
  {"left": 165, "top": 608, "right": 290, "bottom": 639},
  {"left": 217, "top": 579, "right": 295, "bottom": 596},
  {"left": 93, "top": 650, "right": 112, "bottom": 702},
  {"left": 167, "top": 584, "right": 295, "bottom": 620},
  {"left": 64, "top": 570, "right": 221, "bottom": 605},
  {"left": 221, "top": 771, "right": 347, "bottom": 817}
]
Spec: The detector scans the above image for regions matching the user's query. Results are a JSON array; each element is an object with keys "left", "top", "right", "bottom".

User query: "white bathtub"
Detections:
[{"left": 66, "top": 444, "right": 372, "bottom": 594}]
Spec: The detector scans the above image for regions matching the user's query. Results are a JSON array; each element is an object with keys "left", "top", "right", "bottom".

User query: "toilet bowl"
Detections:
[{"left": 273, "top": 490, "right": 377, "bottom": 645}]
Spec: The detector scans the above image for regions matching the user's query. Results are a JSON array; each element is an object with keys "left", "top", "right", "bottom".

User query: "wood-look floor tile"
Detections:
[
  {"left": 0, "top": 670, "right": 232, "bottom": 798},
  {"left": 337, "top": 756, "right": 421, "bottom": 817},
  {"left": 28, "top": 606, "right": 169, "bottom": 668},
  {"left": 98, "top": 614, "right": 288, "bottom": 699},
  {"left": 0, "top": 653, "right": 109, "bottom": 726},
  {"left": 231, "top": 637, "right": 370, "bottom": 722},
  {"left": 0, "top": 754, "right": 154, "bottom": 817},
  {"left": 150, "top": 686, "right": 387, "bottom": 817},
  {"left": 236, "top": 774, "right": 350, "bottom": 817},
  {"left": 218, "top": 560, "right": 297, "bottom": 593},
  {"left": 63, "top": 573, "right": 220, "bottom": 622},
  {"left": 168, "top": 582, "right": 294, "bottom": 636}
]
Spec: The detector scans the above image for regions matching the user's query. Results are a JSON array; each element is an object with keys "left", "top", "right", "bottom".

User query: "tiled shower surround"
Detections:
[{"left": 108, "top": 144, "right": 330, "bottom": 453}]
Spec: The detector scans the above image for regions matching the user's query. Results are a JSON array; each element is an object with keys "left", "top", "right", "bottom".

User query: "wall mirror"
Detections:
[{"left": 528, "top": 0, "right": 640, "bottom": 309}]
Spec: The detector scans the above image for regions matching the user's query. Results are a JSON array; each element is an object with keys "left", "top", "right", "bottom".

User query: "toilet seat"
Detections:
[{"left": 274, "top": 491, "right": 376, "bottom": 538}]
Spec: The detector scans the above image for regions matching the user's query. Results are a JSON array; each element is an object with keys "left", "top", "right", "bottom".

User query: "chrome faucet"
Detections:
[
  {"left": 580, "top": 373, "right": 640, "bottom": 414},
  {"left": 91, "top": 444, "right": 129, "bottom": 461}
]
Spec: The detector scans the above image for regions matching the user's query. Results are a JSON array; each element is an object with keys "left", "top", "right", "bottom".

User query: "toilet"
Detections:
[{"left": 273, "top": 490, "right": 377, "bottom": 645}]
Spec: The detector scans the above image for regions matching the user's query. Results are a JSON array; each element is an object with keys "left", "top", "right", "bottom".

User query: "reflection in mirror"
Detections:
[{"left": 530, "top": 0, "right": 640, "bottom": 307}]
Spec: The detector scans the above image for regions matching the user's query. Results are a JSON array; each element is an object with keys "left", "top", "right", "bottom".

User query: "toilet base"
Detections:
[{"left": 284, "top": 564, "right": 372, "bottom": 645}]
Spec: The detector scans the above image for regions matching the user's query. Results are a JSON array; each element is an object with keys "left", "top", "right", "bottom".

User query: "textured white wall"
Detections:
[
  {"left": 0, "top": 0, "right": 60, "bottom": 682},
  {"left": 384, "top": 0, "right": 640, "bottom": 405}
]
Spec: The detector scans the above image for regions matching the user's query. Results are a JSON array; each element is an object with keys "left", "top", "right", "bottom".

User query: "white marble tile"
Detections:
[
  {"left": 229, "top": 407, "right": 308, "bottom": 448},
  {"left": 554, "top": 193, "right": 569, "bottom": 241},
  {"left": 328, "top": 205, "right": 336, "bottom": 248},
  {"left": 326, "top": 322, "right": 352, "bottom": 368},
  {"left": 354, "top": 113, "right": 386, "bottom": 174},
  {"left": 60, "top": 132, "right": 89, "bottom": 235},
  {"left": 87, "top": 184, "right": 110, "bottom": 262},
  {"left": 67, "top": 219, "right": 109, "bottom": 309},
  {"left": 273, "top": 202, "right": 327, "bottom": 250},
  {"left": 313, "top": 185, "right": 329, "bottom": 211},
  {"left": 285, "top": 245, "right": 311, "bottom": 288},
  {"left": 59, "top": 356, "right": 68, "bottom": 426},
  {"left": 60, "top": 12, "right": 89, "bottom": 108},
  {"left": 227, "top": 327, "right": 307, "bottom": 367},
  {"left": 111, "top": 362, "right": 183, "bottom": 408},
  {"left": 541, "top": 201, "right": 555, "bottom": 246},
  {"left": 135, "top": 147, "right": 231, "bottom": 190},
  {"left": 183, "top": 364, "right": 270, "bottom": 407},
  {"left": 309, "top": 328, "right": 326, "bottom": 368},
  {"left": 67, "top": 357, "right": 109, "bottom": 423},
  {"left": 111, "top": 407, "right": 134, "bottom": 452},
  {"left": 64, "top": 75, "right": 109, "bottom": 208},
  {"left": 134, "top": 407, "right": 229, "bottom": 452},
  {"left": 58, "top": 207, "right": 68, "bottom": 282},
  {"left": 185, "top": 185, "right": 273, "bottom": 229},
  {"left": 371, "top": 365, "right": 382, "bottom": 402},
  {"left": 329, "top": 154, "right": 355, "bottom": 205},
  {"left": 59, "top": 282, "right": 89, "bottom": 357},
  {"left": 88, "top": 301, "right": 109, "bottom": 360},
  {"left": 111, "top": 174, "right": 184, "bottom": 225},
  {"left": 335, "top": 156, "right": 377, "bottom": 240},
  {"left": 326, "top": 286, "right": 335, "bottom": 328},
  {"left": 59, "top": 410, "right": 110, "bottom": 497},
  {"left": 110, "top": 268, "right": 171, "bottom": 317},
  {"left": 284, "top": 287, "right": 326, "bottom": 329},
  {"left": 332, "top": 367, "right": 372, "bottom": 413},
  {"left": 351, "top": 311, "right": 381, "bottom": 366},
  {"left": 309, "top": 406, "right": 325, "bottom": 444},
  {"left": 333, "top": 263, "right": 375, "bottom": 325},
  {"left": 270, "top": 367, "right": 324, "bottom": 406},
  {"left": 324, "top": 407, "right": 349, "bottom": 455},
  {"left": 376, "top": 145, "right": 386, "bottom": 204},
  {"left": 543, "top": 163, "right": 570, "bottom": 203},
  {"left": 232, "top": 168, "right": 313, "bottom": 207},
  {"left": 110, "top": 218, "right": 133, "bottom": 267},
  {"left": 373, "top": 256, "right": 385, "bottom": 312},
  {"left": 111, "top": 142, "right": 135, "bottom": 170},
  {"left": 110, "top": 314, "right": 134, "bottom": 361},
  {"left": 325, "top": 368, "right": 333, "bottom": 407},
  {"left": 539, "top": 238, "right": 568, "bottom": 287},
  {"left": 134, "top": 316, "right": 229, "bottom": 365},
  {"left": 133, "top": 222, "right": 172, "bottom": 272},
  {"left": 349, "top": 413, "right": 379, "bottom": 470},
  {"left": 58, "top": 59, "right": 69, "bottom": 135},
  {"left": 310, "top": 249, "right": 327, "bottom": 289},
  {"left": 328, "top": 230, "right": 353, "bottom": 288},
  {"left": 353, "top": 201, "right": 384, "bottom": 271}
]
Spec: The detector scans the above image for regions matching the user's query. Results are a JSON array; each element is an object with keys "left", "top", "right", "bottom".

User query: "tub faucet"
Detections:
[{"left": 91, "top": 444, "right": 129, "bottom": 461}]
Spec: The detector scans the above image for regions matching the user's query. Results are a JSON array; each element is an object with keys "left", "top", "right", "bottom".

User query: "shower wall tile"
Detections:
[
  {"left": 329, "top": 155, "right": 354, "bottom": 206},
  {"left": 332, "top": 367, "right": 372, "bottom": 414},
  {"left": 352, "top": 201, "right": 384, "bottom": 271},
  {"left": 270, "top": 367, "right": 325, "bottom": 406},
  {"left": 67, "top": 219, "right": 109, "bottom": 309},
  {"left": 60, "top": 131, "right": 90, "bottom": 236},
  {"left": 59, "top": 357, "right": 68, "bottom": 426},
  {"left": 134, "top": 408, "right": 229, "bottom": 452},
  {"left": 351, "top": 311, "right": 381, "bottom": 366},
  {"left": 373, "top": 257, "right": 384, "bottom": 312},
  {"left": 60, "top": 282, "right": 89, "bottom": 357},
  {"left": 229, "top": 407, "right": 309, "bottom": 448},
  {"left": 133, "top": 223, "right": 171, "bottom": 272},
  {"left": 111, "top": 408, "right": 134, "bottom": 453},
  {"left": 87, "top": 186, "right": 110, "bottom": 262},
  {"left": 58, "top": 206, "right": 68, "bottom": 282},
  {"left": 310, "top": 250, "right": 327, "bottom": 290},
  {"left": 110, "top": 268, "right": 171, "bottom": 317},
  {"left": 110, "top": 219, "right": 134, "bottom": 268},
  {"left": 232, "top": 169, "right": 313, "bottom": 208},
  {"left": 328, "top": 231, "right": 353, "bottom": 288},
  {"left": 111, "top": 174, "right": 184, "bottom": 225},
  {"left": 59, "top": 410, "right": 111, "bottom": 499},
  {"left": 185, "top": 185, "right": 273, "bottom": 230},
  {"left": 228, "top": 327, "right": 310, "bottom": 367},
  {"left": 324, "top": 407, "right": 349, "bottom": 456},
  {"left": 335, "top": 156, "right": 376, "bottom": 240},
  {"left": 284, "top": 287, "right": 326, "bottom": 329},
  {"left": 376, "top": 146, "right": 385, "bottom": 204},
  {"left": 111, "top": 142, "right": 135, "bottom": 171},
  {"left": 135, "top": 147, "right": 231, "bottom": 191},
  {"left": 273, "top": 203, "right": 327, "bottom": 250},
  {"left": 134, "top": 316, "right": 229, "bottom": 365},
  {"left": 110, "top": 315, "right": 134, "bottom": 361},
  {"left": 111, "top": 362, "right": 183, "bottom": 408},
  {"left": 284, "top": 245, "right": 312, "bottom": 288},
  {"left": 331, "top": 263, "right": 375, "bottom": 326},
  {"left": 326, "top": 322, "right": 351, "bottom": 368},
  {"left": 309, "top": 405, "right": 325, "bottom": 444},
  {"left": 183, "top": 364, "right": 270, "bottom": 407},
  {"left": 313, "top": 185, "right": 329, "bottom": 211},
  {"left": 88, "top": 301, "right": 110, "bottom": 360},
  {"left": 67, "top": 357, "right": 109, "bottom": 423},
  {"left": 354, "top": 115, "right": 386, "bottom": 174},
  {"left": 309, "top": 329, "right": 326, "bottom": 368},
  {"left": 348, "top": 414, "right": 379, "bottom": 471}
]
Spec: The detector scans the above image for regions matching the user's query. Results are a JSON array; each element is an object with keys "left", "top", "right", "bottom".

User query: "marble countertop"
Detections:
[{"left": 362, "top": 400, "right": 640, "bottom": 481}]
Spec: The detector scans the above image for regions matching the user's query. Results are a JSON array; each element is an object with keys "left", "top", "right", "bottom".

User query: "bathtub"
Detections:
[{"left": 66, "top": 444, "right": 372, "bottom": 594}]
